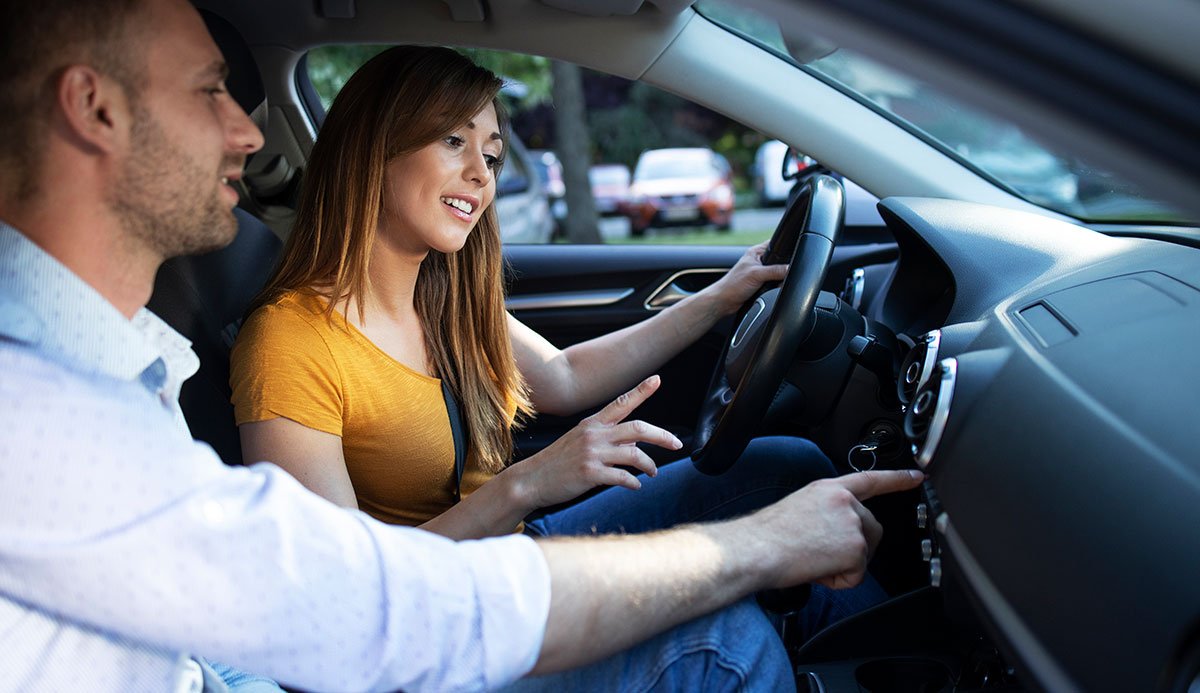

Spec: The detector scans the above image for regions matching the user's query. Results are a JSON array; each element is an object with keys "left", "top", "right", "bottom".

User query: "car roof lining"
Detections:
[
  {"left": 196, "top": 0, "right": 695, "bottom": 82},
  {"left": 197, "top": 0, "right": 1059, "bottom": 221},
  {"left": 195, "top": 0, "right": 1200, "bottom": 219}
]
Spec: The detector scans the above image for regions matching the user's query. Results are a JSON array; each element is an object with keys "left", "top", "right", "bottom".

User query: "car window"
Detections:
[{"left": 305, "top": 46, "right": 836, "bottom": 245}]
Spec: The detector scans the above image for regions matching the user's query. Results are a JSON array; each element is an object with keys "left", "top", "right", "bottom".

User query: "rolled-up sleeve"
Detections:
[{"left": 0, "top": 352, "right": 551, "bottom": 692}]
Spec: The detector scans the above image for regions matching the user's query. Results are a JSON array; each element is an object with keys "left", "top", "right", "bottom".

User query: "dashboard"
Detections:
[{"left": 876, "top": 197, "right": 1200, "bottom": 691}]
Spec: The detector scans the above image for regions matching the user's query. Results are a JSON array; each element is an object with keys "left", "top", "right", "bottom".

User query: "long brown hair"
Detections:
[{"left": 252, "top": 45, "right": 531, "bottom": 473}]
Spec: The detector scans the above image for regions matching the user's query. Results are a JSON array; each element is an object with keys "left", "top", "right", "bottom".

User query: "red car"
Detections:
[{"left": 625, "top": 148, "right": 734, "bottom": 236}]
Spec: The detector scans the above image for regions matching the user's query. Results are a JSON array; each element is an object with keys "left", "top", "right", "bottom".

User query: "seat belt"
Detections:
[{"left": 441, "top": 381, "right": 467, "bottom": 502}]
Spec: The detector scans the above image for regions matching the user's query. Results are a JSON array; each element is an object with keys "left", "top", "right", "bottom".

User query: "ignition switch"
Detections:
[{"left": 847, "top": 421, "right": 902, "bottom": 471}]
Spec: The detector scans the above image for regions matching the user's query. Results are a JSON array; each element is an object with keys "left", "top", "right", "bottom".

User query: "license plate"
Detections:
[{"left": 661, "top": 206, "right": 698, "bottom": 221}]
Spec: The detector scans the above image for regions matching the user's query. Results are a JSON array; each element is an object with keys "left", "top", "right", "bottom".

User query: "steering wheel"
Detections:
[{"left": 691, "top": 174, "right": 845, "bottom": 475}]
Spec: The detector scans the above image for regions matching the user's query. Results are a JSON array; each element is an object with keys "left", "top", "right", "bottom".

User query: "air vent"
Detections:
[
  {"left": 905, "top": 357, "right": 957, "bottom": 469},
  {"left": 897, "top": 330, "right": 942, "bottom": 406}
]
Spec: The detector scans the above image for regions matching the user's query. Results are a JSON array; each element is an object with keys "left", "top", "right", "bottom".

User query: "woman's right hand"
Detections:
[{"left": 505, "top": 375, "right": 683, "bottom": 512}]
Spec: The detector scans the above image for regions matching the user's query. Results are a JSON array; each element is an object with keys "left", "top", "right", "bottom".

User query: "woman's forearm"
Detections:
[
  {"left": 547, "top": 288, "right": 731, "bottom": 413},
  {"left": 417, "top": 464, "right": 536, "bottom": 540},
  {"left": 517, "top": 242, "right": 785, "bottom": 417}
]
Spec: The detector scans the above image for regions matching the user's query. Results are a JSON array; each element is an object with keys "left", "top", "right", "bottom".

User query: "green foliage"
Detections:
[
  {"left": 587, "top": 82, "right": 709, "bottom": 168},
  {"left": 306, "top": 45, "right": 553, "bottom": 113},
  {"left": 307, "top": 45, "right": 389, "bottom": 110},
  {"left": 305, "top": 44, "right": 770, "bottom": 196},
  {"left": 458, "top": 49, "right": 553, "bottom": 110}
]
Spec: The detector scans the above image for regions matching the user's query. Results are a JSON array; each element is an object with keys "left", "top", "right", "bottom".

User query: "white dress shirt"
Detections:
[{"left": 0, "top": 222, "right": 551, "bottom": 692}]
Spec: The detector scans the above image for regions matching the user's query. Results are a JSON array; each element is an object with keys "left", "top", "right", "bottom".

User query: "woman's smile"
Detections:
[{"left": 441, "top": 194, "right": 478, "bottom": 222}]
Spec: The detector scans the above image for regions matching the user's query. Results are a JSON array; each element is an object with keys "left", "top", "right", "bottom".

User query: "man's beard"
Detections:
[{"left": 111, "top": 108, "right": 243, "bottom": 260}]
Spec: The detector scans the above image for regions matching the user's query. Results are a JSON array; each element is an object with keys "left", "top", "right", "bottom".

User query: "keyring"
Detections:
[{"left": 848, "top": 444, "right": 877, "bottom": 472}]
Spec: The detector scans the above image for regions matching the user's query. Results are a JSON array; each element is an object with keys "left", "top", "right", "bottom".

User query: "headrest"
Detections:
[{"left": 199, "top": 8, "right": 267, "bottom": 132}]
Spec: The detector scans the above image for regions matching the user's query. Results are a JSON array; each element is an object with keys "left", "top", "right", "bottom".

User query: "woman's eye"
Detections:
[
  {"left": 485, "top": 155, "right": 503, "bottom": 170},
  {"left": 445, "top": 135, "right": 465, "bottom": 148}
]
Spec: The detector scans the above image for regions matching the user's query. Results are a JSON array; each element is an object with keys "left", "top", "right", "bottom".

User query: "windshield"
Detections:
[
  {"left": 590, "top": 166, "right": 629, "bottom": 186},
  {"left": 697, "top": 1, "right": 1192, "bottom": 225},
  {"left": 636, "top": 152, "right": 714, "bottom": 181}
]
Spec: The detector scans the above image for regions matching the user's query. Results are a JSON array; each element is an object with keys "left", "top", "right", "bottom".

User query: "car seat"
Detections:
[{"left": 146, "top": 9, "right": 281, "bottom": 465}]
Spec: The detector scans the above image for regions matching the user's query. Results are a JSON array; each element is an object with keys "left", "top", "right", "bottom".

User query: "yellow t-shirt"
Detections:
[{"left": 229, "top": 291, "right": 494, "bottom": 526}]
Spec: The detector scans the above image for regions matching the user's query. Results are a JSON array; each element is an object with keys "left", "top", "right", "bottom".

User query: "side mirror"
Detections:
[{"left": 782, "top": 148, "right": 817, "bottom": 181}]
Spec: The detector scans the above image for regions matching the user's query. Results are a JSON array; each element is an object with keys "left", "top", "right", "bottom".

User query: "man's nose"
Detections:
[{"left": 225, "top": 100, "right": 264, "bottom": 155}]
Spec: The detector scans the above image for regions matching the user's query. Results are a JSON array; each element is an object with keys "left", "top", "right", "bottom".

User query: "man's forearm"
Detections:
[
  {"left": 529, "top": 518, "right": 770, "bottom": 675},
  {"left": 527, "top": 469, "right": 925, "bottom": 675}
]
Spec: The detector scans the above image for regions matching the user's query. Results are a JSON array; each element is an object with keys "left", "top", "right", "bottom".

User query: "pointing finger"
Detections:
[
  {"left": 592, "top": 375, "right": 661, "bottom": 426},
  {"left": 836, "top": 469, "right": 925, "bottom": 502}
]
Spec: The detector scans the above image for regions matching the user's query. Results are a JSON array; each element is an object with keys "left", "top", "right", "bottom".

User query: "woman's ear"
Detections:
[{"left": 55, "top": 65, "right": 129, "bottom": 156}]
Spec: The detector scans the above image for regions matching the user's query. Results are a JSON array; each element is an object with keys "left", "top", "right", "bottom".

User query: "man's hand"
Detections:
[
  {"left": 531, "top": 467, "right": 923, "bottom": 674},
  {"left": 750, "top": 469, "right": 925, "bottom": 590}
]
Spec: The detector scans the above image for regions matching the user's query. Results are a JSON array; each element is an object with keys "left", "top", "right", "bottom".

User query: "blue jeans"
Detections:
[
  {"left": 506, "top": 598, "right": 795, "bottom": 693},
  {"left": 524, "top": 437, "right": 835, "bottom": 536},
  {"left": 516, "top": 437, "right": 886, "bottom": 692}
]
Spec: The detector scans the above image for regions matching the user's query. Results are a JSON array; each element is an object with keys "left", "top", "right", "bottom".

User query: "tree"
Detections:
[{"left": 551, "top": 61, "right": 602, "bottom": 244}]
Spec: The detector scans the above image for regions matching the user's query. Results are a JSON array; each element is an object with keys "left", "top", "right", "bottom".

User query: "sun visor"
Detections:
[{"left": 537, "top": 0, "right": 692, "bottom": 18}]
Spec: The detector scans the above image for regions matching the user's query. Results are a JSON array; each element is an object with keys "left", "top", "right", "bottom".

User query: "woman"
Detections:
[{"left": 229, "top": 46, "right": 847, "bottom": 546}]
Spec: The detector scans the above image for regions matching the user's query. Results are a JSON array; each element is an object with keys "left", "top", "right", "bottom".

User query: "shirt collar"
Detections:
[{"left": 0, "top": 221, "right": 195, "bottom": 385}]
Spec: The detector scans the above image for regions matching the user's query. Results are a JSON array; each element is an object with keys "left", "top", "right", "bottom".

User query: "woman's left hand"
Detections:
[{"left": 706, "top": 240, "right": 788, "bottom": 315}]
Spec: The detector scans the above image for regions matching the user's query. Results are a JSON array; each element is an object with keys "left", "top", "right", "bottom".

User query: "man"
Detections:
[{"left": 0, "top": 0, "right": 924, "bottom": 691}]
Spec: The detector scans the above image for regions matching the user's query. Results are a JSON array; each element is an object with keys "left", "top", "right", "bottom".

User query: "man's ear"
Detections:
[{"left": 56, "top": 65, "right": 129, "bottom": 155}]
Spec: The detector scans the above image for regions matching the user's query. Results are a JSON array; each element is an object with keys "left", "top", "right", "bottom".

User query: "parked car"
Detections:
[
  {"left": 529, "top": 149, "right": 568, "bottom": 232},
  {"left": 587, "top": 163, "right": 631, "bottom": 216},
  {"left": 135, "top": 1, "right": 1200, "bottom": 691},
  {"left": 494, "top": 135, "right": 555, "bottom": 243},
  {"left": 625, "top": 147, "right": 735, "bottom": 236}
]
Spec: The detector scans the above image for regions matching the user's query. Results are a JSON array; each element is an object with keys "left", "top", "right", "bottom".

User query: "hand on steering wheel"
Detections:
[{"left": 691, "top": 174, "right": 845, "bottom": 475}]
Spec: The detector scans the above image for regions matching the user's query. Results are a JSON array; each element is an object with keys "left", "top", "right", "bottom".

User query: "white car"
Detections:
[
  {"left": 494, "top": 134, "right": 555, "bottom": 244},
  {"left": 753, "top": 139, "right": 793, "bottom": 206}
]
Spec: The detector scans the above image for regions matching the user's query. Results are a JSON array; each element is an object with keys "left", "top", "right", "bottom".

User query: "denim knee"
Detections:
[
  {"left": 506, "top": 599, "right": 793, "bottom": 693},
  {"left": 732, "top": 436, "right": 835, "bottom": 487},
  {"left": 639, "top": 598, "right": 794, "bottom": 693}
]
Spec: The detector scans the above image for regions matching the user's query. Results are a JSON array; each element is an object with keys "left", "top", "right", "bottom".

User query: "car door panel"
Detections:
[{"left": 503, "top": 241, "right": 898, "bottom": 459}]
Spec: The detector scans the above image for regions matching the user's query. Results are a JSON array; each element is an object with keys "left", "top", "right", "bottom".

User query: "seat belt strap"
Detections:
[{"left": 441, "top": 381, "right": 467, "bottom": 502}]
